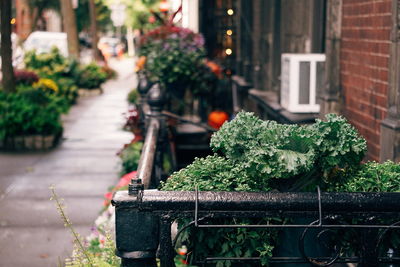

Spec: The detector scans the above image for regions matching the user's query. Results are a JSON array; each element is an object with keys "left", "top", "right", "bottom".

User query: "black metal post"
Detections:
[
  {"left": 114, "top": 206, "right": 159, "bottom": 267},
  {"left": 359, "top": 227, "right": 379, "bottom": 267},
  {"left": 159, "top": 219, "right": 176, "bottom": 267},
  {"left": 147, "top": 83, "right": 167, "bottom": 187},
  {"left": 137, "top": 72, "right": 152, "bottom": 131}
]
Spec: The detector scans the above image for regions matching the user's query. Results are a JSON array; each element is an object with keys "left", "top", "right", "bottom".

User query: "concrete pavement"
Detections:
[{"left": 0, "top": 58, "right": 134, "bottom": 267}]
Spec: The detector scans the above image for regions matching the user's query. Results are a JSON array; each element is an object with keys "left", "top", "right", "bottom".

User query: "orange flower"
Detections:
[
  {"left": 205, "top": 59, "right": 223, "bottom": 78},
  {"left": 135, "top": 56, "right": 147, "bottom": 72}
]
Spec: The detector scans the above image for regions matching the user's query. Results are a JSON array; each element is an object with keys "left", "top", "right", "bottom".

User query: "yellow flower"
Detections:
[{"left": 34, "top": 78, "right": 59, "bottom": 92}]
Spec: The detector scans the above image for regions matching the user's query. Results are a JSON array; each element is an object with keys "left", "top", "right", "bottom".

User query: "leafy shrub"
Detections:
[
  {"left": 76, "top": 63, "right": 108, "bottom": 89},
  {"left": 0, "top": 90, "right": 62, "bottom": 139},
  {"left": 209, "top": 112, "right": 366, "bottom": 190},
  {"left": 162, "top": 111, "right": 367, "bottom": 266},
  {"left": 127, "top": 89, "right": 139, "bottom": 105},
  {"left": 14, "top": 70, "right": 39, "bottom": 85},
  {"left": 330, "top": 161, "right": 400, "bottom": 192},
  {"left": 139, "top": 26, "right": 209, "bottom": 96},
  {"left": 54, "top": 77, "right": 79, "bottom": 105},
  {"left": 118, "top": 141, "right": 143, "bottom": 176},
  {"left": 101, "top": 65, "right": 117, "bottom": 80},
  {"left": 24, "top": 48, "right": 79, "bottom": 106}
]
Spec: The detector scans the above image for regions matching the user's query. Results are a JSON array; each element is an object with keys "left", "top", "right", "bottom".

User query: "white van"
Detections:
[{"left": 24, "top": 31, "right": 68, "bottom": 56}]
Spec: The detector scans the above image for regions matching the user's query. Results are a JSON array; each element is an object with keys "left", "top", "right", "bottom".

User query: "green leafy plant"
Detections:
[
  {"left": 127, "top": 89, "right": 139, "bottom": 105},
  {"left": 162, "top": 111, "right": 367, "bottom": 266},
  {"left": 139, "top": 26, "right": 209, "bottom": 97},
  {"left": 76, "top": 63, "right": 108, "bottom": 90},
  {"left": 0, "top": 89, "right": 63, "bottom": 139},
  {"left": 118, "top": 141, "right": 143, "bottom": 176},
  {"left": 330, "top": 160, "right": 400, "bottom": 192},
  {"left": 24, "top": 48, "right": 80, "bottom": 106}
]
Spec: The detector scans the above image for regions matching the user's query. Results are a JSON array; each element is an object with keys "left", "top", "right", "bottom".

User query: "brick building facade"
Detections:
[
  {"left": 340, "top": 0, "right": 392, "bottom": 161},
  {"left": 200, "top": 0, "right": 400, "bottom": 162}
]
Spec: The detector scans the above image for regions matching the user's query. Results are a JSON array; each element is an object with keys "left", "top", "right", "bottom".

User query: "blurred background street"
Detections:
[{"left": 0, "top": 59, "right": 133, "bottom": 266}]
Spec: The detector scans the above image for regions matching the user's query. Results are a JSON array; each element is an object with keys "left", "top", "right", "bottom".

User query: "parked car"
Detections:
[
  {"left": 98, "top": 37, "right": 124, "bottom": 59},
  {"left": 23, "top": 31, "right": 68, "bottom": 56}
]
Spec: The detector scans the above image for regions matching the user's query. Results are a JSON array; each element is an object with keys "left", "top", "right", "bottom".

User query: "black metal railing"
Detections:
[{"left": 114, "top": 186, "right": 400, "bottom": 267}]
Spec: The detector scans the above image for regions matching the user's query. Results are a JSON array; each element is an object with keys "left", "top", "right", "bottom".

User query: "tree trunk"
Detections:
[
  {"left": 60, "top": 0, "right": 79, "bottom": 59},
  {"left": 1, "top": 0, "right": 16, "bottom": 93},
  {"left": 89, "top": 0, "right": 101, "bottom": 61}
]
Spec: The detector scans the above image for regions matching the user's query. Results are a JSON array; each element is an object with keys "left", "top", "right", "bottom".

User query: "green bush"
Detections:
[
  {"left": 127, "top": 89, "right": 139, "bottom": 105},
  {"left": 330, "top": 160, "right": 400, "bottom": 192},
  {"left": 118, "top": 141, "right": 143, "bottom": 176},
  {"left": 24, "top": 47, "right": 79, "bottom": 78},
  {"left": 0, "top": 90, "right": 62, "bottom": 139},
  {"left": 76, "top": 63, "right": 108, "bottom": 89},
  {"left": 24, "top": 48, "right": 80, "bottom": 106}
]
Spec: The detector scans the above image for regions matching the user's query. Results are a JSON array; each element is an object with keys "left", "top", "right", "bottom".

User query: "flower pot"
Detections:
[
  {"left": 34, "top": 135, "right": 43, "bottom": 150},
  {"left": 24, "top": 136, "right": 35, "bottom": 150}
]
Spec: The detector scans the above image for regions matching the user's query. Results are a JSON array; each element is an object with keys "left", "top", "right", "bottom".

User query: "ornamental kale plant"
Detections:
[{"left": 162, "top": 111, "right": 367, "bottom": 266}]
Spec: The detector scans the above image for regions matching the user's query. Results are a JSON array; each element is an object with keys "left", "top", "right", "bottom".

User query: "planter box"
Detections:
[
  {"left": 78, "top": 88, "right": 103, "bottom": 96},
  {"left": 0, "top": 133, "right": 60, "bottom": 151},
  {"left": 14, "top": 136, "right": 25, "bottom": 150},
  {"left": 24, "top": 136, "right": 35, "bottom": 150},
  {"left": 34, "top": 135, "right": 43, "bottom": 150},
  {"left": 43, "top": 135, "right": 55, "bottom": 149}
]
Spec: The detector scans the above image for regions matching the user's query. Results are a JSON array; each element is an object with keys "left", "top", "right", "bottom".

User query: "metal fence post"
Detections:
[{"left": 114, "top": 180, "right": 159, "bottom": 267}]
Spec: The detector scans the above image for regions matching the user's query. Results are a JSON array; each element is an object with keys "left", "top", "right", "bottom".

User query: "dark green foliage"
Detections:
[
  {"left": 119, "top": 142, "right": 143, "bottom": 176},
  {"left": 311, "top": 114, "right": 367, "bottom": 175},
  {"left": 0, "top": 90, "right": 62, "bottom": 139},
  {"left": 162, "top": 111, "right": 367, "bottom": 266},
  {"left": 162, "top": 155, "right": 265, "bottom": 192},
  {"left": 329, "top": 161, "right": 400, "bottom": 192},
  {"left": 75, "top": 0, "right": 112, "bottom": 33},
  {"left": 209, "top": 112, "right": 366, "bottom": 190},
  {"left": 76, "top": 63, "right": 108, "bottom": 89},
  {"left": 24, "top": 47, "right": 80, "bottom": 105},
  {"left": 326, "top": 161, "right": 400, "bottom": 257},
  {"left": 127, "top": 89, "right": 139, "bottom": 105}
]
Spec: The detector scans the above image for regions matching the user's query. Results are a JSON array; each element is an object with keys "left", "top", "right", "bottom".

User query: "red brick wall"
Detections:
[{"left": 340, "top": 0, "right": 392, "bottom": 161}]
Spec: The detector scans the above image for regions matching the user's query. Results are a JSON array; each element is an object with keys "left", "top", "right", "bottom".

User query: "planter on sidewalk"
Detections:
[{"left": 0, "top": 134, "right": 60, "bottom": 151}]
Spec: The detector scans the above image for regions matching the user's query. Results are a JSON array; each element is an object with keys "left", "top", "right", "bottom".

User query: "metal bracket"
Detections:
[{"left": 129, "top": 178, "right": 144, "bottom": 201}]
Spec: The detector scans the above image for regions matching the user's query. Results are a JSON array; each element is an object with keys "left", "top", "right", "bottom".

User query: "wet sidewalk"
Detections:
[{"left": 0, "top": 58, "right": 134, "bottom": 267}]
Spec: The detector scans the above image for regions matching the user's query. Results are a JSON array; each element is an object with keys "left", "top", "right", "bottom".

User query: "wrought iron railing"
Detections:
[{"left": 113, "top": 188, "right": 400, "bottom": 267}]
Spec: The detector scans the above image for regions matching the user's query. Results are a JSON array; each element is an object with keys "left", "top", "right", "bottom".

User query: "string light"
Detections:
[
  {"left": 226, "top": 29, "right": 233, "bottom": 36},
  {"left": 227, "top": 9, "right": 234, "bottom": 15},
  {"left": 10, "top": 18, "right": 16, "bottom": 24},
  {"left": 225, "top": 48, "right": 232, "bottom": 55}
]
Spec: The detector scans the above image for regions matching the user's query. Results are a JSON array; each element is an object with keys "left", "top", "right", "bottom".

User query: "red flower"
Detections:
[{"left": 117, "top": 171, "right": 137, "bottom": 188}]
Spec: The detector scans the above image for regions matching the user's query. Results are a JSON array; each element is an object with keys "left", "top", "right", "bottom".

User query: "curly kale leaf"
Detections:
[
  {"left": 311, "top": 113, "right": 367, "bottom": 173},
  {"left": 161, "top": 154, "right": 270, "bottom": 192},
  {"left": 210, "top": 112, "right": 316, "bottom": 179}
]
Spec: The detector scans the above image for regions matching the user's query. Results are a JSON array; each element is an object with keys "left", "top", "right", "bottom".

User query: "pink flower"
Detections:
[
  {"left": 117, "top": 171, "right": 137, "bottom": 188},
  {"left": 104, "top": 192, "right": 113, "bottom": 200}
]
